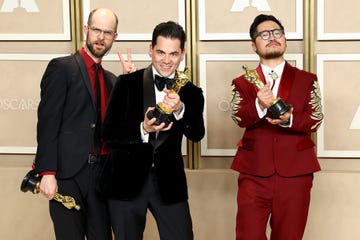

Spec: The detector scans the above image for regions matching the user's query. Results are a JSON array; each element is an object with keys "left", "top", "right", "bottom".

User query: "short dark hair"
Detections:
[
  {"left": 152, "top": 21, "right": 186, "bottom": 50},
  {"left": 249, "top": 14, "right": 284, "bottom": 42}
]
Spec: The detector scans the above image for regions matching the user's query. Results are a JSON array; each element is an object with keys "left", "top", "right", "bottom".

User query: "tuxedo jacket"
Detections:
[
  {"left": 34, "top": 52, "right": 117, "bottom": 179},
  {"left": 230, "top": 62, "right": 323, "bottom": 177},
  {"left": 102, "top": 65, "right": 205, "bottom": 204}
]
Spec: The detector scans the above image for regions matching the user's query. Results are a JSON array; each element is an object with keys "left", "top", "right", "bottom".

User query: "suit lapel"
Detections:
[
  {"left": 256, "top": 65, "right": 267, "bottom": 87},
  {"left": 143, "top": 66, "right": 155, "bottom": 113},
  {"left": 155, "top": 128, "right": 169, "bottom": 148},
  {"left": 277, "top": 61, "right": 295, "bottom": 101},
  {"left": 74, "top": 52, "right": 96, "bottom": 111},
  {"left": 103, "top": 70, "right": 114, "bottom": 95}
]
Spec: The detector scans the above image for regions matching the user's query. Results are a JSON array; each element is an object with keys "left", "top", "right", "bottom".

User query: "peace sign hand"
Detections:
[{"left": 118, "top": 48, "right": 136, "bottom": 74}]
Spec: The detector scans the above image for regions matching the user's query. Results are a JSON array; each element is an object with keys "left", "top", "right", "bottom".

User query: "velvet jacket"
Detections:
[
  {"left": 230, "top": 62, "right": 323, "bottom": 177},
  {"left": 101, "top": 65, "right": 205, "bottom": 204},
  {"left": 34, "top": 52, "right": 117, "bottom": 179}
]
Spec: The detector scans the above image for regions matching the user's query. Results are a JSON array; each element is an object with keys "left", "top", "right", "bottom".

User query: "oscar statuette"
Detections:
[
  {"left": 147, "top": 66, "right": 190, "bottom": 126},
  {"left": 20, "top": 170, "right": 81, "bottom": 210},
  {"left": 243, "top": 65, "right": 290, "bottom": 119}
]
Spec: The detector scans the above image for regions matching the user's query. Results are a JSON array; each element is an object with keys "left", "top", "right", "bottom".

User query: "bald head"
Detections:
[{"left": 87, "top": 8, "right": 118, "bottom": 33}]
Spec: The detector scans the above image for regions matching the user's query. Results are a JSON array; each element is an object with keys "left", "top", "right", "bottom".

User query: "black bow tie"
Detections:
[{"left": 154, "top": 74, "right": 174, "bottom": 91}]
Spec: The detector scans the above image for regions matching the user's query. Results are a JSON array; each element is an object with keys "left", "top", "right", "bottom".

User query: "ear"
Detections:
[
  {"left": 113, "top": 33, "right": 118, "bottom": 42},
  {"left": 83, "top": 25, "right": 88, "bottom": 36},
  {"left": 180, "top": 48, "right": 186, "bottom": 61},
  {"left": 149, "top": 43, "right": 153, "bottom": 58},
  {"left": 251, "top": 42, "right": 257, "bottom": 53}
]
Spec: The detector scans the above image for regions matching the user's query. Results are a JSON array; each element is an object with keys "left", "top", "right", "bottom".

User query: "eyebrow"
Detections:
[{"left": 155, "top": 49, "right": 180, "bottom": 55}]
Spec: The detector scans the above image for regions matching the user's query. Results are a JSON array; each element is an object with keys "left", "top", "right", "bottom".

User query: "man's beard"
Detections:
[
  {"left": 86, "top": 40, "right": 109, "bottom": 58},
  {"left": 261, "top": 40, "right": 284, "bottom": 59},
  {"left": 263, "top": 51, "right": 283, "bottom": 59}
]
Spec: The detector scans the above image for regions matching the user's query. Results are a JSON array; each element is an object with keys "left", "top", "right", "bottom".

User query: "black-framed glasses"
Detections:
[
  {"left": 256, "top": 29, "right": 284, "bottom": 40},
  {"left": 88, "top": 26, "right": 116, "bottom": 39}
]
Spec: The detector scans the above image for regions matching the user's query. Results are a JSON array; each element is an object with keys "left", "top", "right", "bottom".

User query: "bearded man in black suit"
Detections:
[{"left": 32, "top": 8, "right": 134, "bottom": 240}]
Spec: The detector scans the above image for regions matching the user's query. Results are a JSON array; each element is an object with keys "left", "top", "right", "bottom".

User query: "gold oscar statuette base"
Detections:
[
  {"left": 20, "top": 170, "right": 81, "bottom": 211},
  {"left": 242, "top": 65, "right": 290, "bottom": 119}
]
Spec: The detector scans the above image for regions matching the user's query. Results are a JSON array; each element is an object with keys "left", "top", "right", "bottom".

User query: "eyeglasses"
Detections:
[
  {"left": 88, "top": 26, "right": 116, "bottom": 39},
  {"left": 255, "top": 29, "right": 284, "bottom": 40}
]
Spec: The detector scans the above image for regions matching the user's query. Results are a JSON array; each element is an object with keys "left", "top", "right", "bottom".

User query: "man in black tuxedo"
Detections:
[
  {"left": 101, "top": 21, "right": 205, "bottom": 240},
  {"left": 32, "top": 8, "right": 133, "bottom": 240}
]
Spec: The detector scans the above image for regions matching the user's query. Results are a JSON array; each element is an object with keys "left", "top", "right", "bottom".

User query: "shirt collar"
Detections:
[
  {"left": 79, "top": 48, "right": 102, "bottom": 69},
  {"left": 260, "top": 60, "right": 285, "bottom": 77}
]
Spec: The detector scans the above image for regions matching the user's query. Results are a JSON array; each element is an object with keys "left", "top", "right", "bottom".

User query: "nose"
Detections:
[
  {"left": 163, "top": 54, "right": 171, "bottom": 63},
  {"left": 268, "top": 32, "right": 276, "bottom": 40},
  {"left": 97, "top": 31, "right": 105, "bottom": 39}
]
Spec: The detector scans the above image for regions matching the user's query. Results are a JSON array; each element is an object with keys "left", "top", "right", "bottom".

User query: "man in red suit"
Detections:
[{"left": 230, "top": 14, "right": 323, "bottom": 240}]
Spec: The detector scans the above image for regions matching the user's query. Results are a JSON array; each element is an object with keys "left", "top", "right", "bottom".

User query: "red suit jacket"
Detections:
[{"left": 230, "top": 62, "right": 323, "bottom": 177}]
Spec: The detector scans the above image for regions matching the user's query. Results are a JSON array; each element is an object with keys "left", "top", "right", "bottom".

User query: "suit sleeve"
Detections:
[
  {"left": 291, "top": 77, "right": 323, "bottom": 132},
  {"left": 179, "top": 83, "right": 205, "bottom": 142},
  {"left": 102, "top": 72, "right": 145, "bottom": 146},
  {"left": 230, "top": 76, "right": 262, "bottom": 128},
  {"left": 34, "top": 58, "right": 69, "bottom": 173}
]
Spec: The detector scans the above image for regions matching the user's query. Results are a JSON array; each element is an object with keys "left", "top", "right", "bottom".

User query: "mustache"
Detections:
[
  {"left": 94, "top": 40, "right": 105, "bottom": 45},
  {"left": 266, "top": 40, "right": 281, "bottom": 47}
]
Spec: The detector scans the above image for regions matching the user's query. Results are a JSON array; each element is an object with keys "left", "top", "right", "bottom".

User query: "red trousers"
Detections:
[{"left": 235, "top": 172, "right": 313, "bottom": 240}]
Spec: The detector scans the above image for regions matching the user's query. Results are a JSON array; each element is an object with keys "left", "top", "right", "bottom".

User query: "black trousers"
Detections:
[
  {"left": 108, "top": 169, "right": 193, "bottom": 240},
  {"left": 49, "top": 156, "right": 112, "bottom": 240}
]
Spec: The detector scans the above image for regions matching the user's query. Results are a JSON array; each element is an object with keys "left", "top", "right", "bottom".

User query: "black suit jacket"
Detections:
[
  {"left": 34, "top": 52, "right": 117, "bottom": 179},
  {"left": 102, "top": 65, "right": 205, "bottom": 204}
]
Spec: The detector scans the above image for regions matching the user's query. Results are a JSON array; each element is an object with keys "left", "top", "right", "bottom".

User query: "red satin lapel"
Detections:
[
  {"left": 277, "top": 62, "right": 294, "bottom": 101},
  {"left": 256, "top": 65, "right": 266, "bottom": 85}
]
